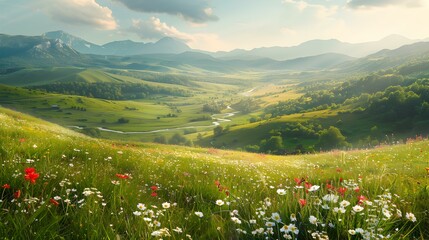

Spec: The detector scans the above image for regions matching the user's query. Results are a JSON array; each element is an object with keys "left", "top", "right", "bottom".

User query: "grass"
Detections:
[{"left": 0, "top": 107, "right": 428, "bottom": 239}]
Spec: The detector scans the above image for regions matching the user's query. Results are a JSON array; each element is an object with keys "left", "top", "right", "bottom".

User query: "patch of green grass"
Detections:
[{"left": 0, "top": 107, "right": 428, "bottom": 239}]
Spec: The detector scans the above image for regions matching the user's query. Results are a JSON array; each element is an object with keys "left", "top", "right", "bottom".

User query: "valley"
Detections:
[{"left": 1, "top": 29, "right": 429, "bottom": 239}]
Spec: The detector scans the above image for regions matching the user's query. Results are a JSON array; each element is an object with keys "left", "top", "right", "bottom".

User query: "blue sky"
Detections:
[{"left": 0, "top": 0, "right": 428, "bottom": 51}]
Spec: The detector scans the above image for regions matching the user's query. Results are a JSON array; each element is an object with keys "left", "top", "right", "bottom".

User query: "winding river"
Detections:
[
  {"left": 69, "top": 87, "right": 256, "bottom": 135},
  {"left": 69, "top": 108, "right": 239, "bottom": 135}
]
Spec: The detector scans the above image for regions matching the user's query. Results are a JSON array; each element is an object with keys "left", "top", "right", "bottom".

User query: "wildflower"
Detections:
[
  {"left": 337, "top": 187, "right": 347, "bottom": 196},
  {"left": 352, "top": 205, "right": 364, "bottom": 213},
  {"left": 1, "top": 184, "right": 10, "bottom": 189},
  {"left": 249, "top": 219, "right": 256, "bottom": 224},
  {"left": 289, "top": 224, "right": 299, "bottom": 234},
  {"left": 150, "top": 185, "right": 158, "bottom": 191},
  {"left": 173, "top": 227, "right": 183, "bottom": 233},
  {"left": 405, "top": 212, "right": 417, "bottom": 222},
  {"left": 151, "top": 192, "right": 158, "bottom": 197},
  {"left": 216, "top": 200, "right": 224, "bottom": 206},
  {"left": 305, "top": 182, "right": 312, "bottom": 189},
  {"left": 308, "top": 185, "right": 320, "bottom": 192},
  {"left": 271, "top": 212, "right": 281, "bottom": 222},
  {"left": 265, "top": 221, "right": 275, "bottom": 227},
  {"left": 355, "top": 228, "right": 364, "bottom": 234},
  {"left": 137, "top": 203, "right": 146, "bottom": 210},
  {"left": 162, "top": 202, "right": 171, "bottom": 209},
  {"left": 299, "top": 199, "right": 307, "bottom": 207},
  {"left": 339, "top": 200, "right": 350, "bottom": 208},
  {"left": 115, "top": 174, "right": 129, "bottom": 179},
  {"left": 357, "top": 195, "right": 367, "bottom": 204},
  {"left": 309, "top": 215, "right": 317, "bottom": 225},
  {"left": 194, "top": 211, "right": 204, "bottom": 218},
  {"left": 322, "top": 194, "right": 339, "bottom": 203},
  {"left": 214, "top": 180, "right": 220, "bottom": 187},
  {"left": 277, "top": 189, "right": 287, "bottom": 195},
  {"left": 133, "top": 211, "right": 142, "bottom": 216},
  {"left": 382, "top": 208, "right": 392, "bottom": 219},
  {"left": 19, "top": 138, "right": 26, "bottom": 143},
  {"left": 348, "top": 230, "right": 356, "bottom": 235},
  {"left": 24, "top": 168, "right": 39, "bottom": 184},
  {"left": 14, "top": 190, "right": 21, "bottom": 199},
  {"left": 294, "top": 177, "right": 304, "bottom": 185},
  {"left": 231, "top": 217, "right": 241, "bottom": 224},
  {"left": 280, "top": 225, "right": 290, "bottom": 233},
  {"left": 290, "top": 213, "right": 297, "bottom": 221}
]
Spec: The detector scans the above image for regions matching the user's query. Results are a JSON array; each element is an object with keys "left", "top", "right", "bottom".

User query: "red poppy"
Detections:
[
  {"left": 151, "top": 191, "right": 158, "bottom": 197},
  {"left": 214, "top": 180, "right": 220, "bottom": 187},
  {"left": 294, "top": 178, "right": 304, "bottom": 185},
  {"left": 14, "top": 190, "right": 21, "bottom": 199},
  {"left": 19, "top": 138, "right": 26, "bottom": 143},
  {"left": 337, "top": 187, "right": 347, "bottom": 196},
  {"left": 225, "top": 190, "right": 230, "bottom": 196},
  {"left": 326, "top": 184, "right": 334, "bottom": 190},
  {"left": 357, "top": 195, "right": 367, "bottom": 204},
  {"left": 25, "top": 167, "right": 36, "bottom": 174},
  {"left": 354, "top": 187, "right": 360, "bottom": 193},
  {"left": 336, "top": 168, "right": 342, "bottom": 172},
  {"left": 24, "top": 168, "right": 39, "bottom": 184},
  {"left": 150, "top": 185, "right": 158, "bottom": 191},
  {"left": 1, "top": 184, "right": 10, "bottom": 189},
  {"left": 299, "top": 199, "right": 307, "bottom": 207},
  {"left": 50, "top": 198, "right": 59, "bottom": 206},
  {"left": 305, "top": 182, "right": 312, "bottom": 189},
  {"left": 116, "top": 174, "right": 129, "bottom": 179}
]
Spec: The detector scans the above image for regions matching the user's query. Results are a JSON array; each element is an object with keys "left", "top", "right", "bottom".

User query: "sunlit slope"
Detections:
[{"left": 0, "top": 107, "right": 427, "bottom": 239}]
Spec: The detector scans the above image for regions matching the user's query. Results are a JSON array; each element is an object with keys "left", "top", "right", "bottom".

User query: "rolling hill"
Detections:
[{"left": 0, "top": 106, "right": 427, "bottom": 239}]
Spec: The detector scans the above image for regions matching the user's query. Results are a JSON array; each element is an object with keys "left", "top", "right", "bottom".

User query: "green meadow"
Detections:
[{"left": 0, "top": 107, "right": 428, "bottom": 239}]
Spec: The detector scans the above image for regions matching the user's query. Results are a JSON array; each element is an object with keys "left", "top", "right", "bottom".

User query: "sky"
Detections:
[{"left": 0, "top": 0, "right": 428, "bottom": 51}]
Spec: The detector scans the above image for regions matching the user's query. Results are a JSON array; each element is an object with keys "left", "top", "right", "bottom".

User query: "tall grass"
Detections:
[{"left": 0, "top": 108, "right": 428, "bottom": 239}]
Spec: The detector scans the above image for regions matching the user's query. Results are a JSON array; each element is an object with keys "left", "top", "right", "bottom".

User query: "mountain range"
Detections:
[
  {"left": 43, "top": 31, "right": 191, "bottom": 56},
  {"left": 1, "top": 31, "right": 429, "bottom": 74}
]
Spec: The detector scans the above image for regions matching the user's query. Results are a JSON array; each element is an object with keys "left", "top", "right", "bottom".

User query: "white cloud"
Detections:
[
  {"left": 41, "top": 0, "right": 117, "bottom": 30},
  {"left": 129, "top": 17, "right": 229, "bottom": 51},
  {"left": 130, "top": 17, "right": 193, "bottom": 41}
]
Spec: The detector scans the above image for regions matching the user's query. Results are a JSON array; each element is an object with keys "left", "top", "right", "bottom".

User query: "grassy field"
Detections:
[{"left": 0, "top": 107, "right": 428, "bottom": 239}]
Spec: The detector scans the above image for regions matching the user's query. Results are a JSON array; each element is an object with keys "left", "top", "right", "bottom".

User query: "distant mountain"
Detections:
[
  {"left": 43, "top": 30, "right": 105, "bottom": 54},
  {"left": 212, "top": 35, "right": 417, "bottom": 61},
  {"left": 44, "top": 31, "right": 191, "bottom": 55},
  {"left": 339, "top": 41, "right": 429, "bottom": 72},
  {"left": 0, "top": 34, "right": 83, "bottom": 67}
]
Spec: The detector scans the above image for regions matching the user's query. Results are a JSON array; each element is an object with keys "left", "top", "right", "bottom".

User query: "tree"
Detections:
[
  {"left": 260, "top": 136, "right": 283, "bottom": 154},
  {"left": 213, "top": 125, "right": 224, "bottom": 137},
  {"left": 117, "top": 117, "right": 130, "bottom": 124},
  {"left": 168, "top": 133, "right": 192, "bottom": 146},
  {"left": 317, "top": 126, "right": 349, "bottom": 150},
  {"left": 154, "top": 135, "right": 167, "bottom": 144}
]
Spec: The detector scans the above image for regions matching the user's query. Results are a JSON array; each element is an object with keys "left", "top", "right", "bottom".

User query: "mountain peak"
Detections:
[{"left": 380, "top": 34, "right": 410, "bottom": 42}]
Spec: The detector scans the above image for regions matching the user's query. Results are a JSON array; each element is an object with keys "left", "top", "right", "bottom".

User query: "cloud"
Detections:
[
  {"left": 129, "top": 17, "right": 193, "bottom": 41},
  {"left": 112, "top": 0, "right": 218, "bottom": 23},
  {"left": 347, "top": 0, "right": 423, "bottom": 8},
  {"left": 41, "top": 0, "right": 117, "bottom": 30},
  {"left": 128, "top": 17, "right": 229, "bottom": 51},
  {"left": 282, "top": 0, "right": 338, "bottom": 19}
]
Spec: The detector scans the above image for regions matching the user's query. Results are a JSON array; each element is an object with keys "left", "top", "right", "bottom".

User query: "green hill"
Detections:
[{"left": 0, "top": 107, "right": 428, "bottom": 239}]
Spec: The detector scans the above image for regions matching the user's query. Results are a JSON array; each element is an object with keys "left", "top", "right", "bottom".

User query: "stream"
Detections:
[{"left": 69, "top": 108, "right": 239, "bottom": 135}]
